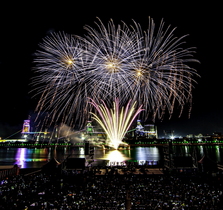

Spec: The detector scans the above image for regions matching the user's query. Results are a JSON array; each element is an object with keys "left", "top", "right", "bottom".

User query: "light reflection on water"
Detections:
[
  {"left": 134, "top": 147, "right": 160, "bottom": 161},
  {"left": 215, "top": 146, "right": 221, "bottom": 162},
  {"left": 0, "top": 145, "right": 223, "bottom": 168},
  {"left": 99, "top": 150, "right": 130, "bottom": 161},
  {"left": 15, "top": 148, "right": 49, "bottom": 168}
]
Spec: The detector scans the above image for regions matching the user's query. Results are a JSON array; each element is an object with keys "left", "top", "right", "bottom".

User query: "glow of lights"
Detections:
[
  {"left": 185, "top": 146, "right": 189, "bottom": 153},
  {"left": 15, "top": 148, "right": 27, "bottom": 168},
  {"left": 135, "top": 147, "right": 160, "bottom": 161},
  {"left": 89, "top": 98, "right": 144, "bottom": 149},
  {"left": 136, "top": 69, "right": 142, "bottom": 77},
  {"left": 67, "top": 59, "right": 73, "bottom": 64},
  {"left": 105, "top": 59, "right": 120, "bottom": 72},
  {"left": 65, "top": 58, "right": 74, "bottom": 67},
  {"left": 216, "top": 146, "right": 220, "bottom": 162},
  {"left": 103, "top": 150, "right": 130, "bottom": 163},
  {"left": 170, "top": 135, "right": 175, "bottom": 140},
  {"left": 79, "top": 147, "right": 85, "bottom": 155}
]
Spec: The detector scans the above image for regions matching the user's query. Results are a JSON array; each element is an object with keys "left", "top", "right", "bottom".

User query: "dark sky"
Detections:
[{"left": 0, "top": 2, "right": 221, "bottom": 138}]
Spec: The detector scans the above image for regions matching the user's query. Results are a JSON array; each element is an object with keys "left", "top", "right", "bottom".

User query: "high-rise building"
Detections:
[
  {"left": 144, "top": 124, "right": 158, "bottom": 139},
  {"left": 135, "top": 120, "right": 144, "bottom": 136}
]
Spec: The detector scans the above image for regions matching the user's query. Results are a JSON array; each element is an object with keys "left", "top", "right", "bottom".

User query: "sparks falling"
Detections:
[
  {"left": 32, "top": 17, "right": 199, "bottom": 129},
  {"left": 89, "top": 98, "right": 144, "bottom": 149}
]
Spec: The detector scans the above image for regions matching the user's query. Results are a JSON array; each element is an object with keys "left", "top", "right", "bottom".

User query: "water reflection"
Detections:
[
  {"left": 101, "top": 150, "right": 130, "bottom": 161},
  {"left": 195, "top": 145, "right": 223, "bottom": 163},
  {"left": 79, "top": 147, "right": 85, "bottom": 156},
  {"left": 15, "top": 148, "right": 26, "bottom": 168},
  {"left": 95, "top": 149, "right": 129, "bottom": 166},
  {"left": 184, "top": 146, "right": 189, "bottom": 153},
  {"left": 216, "top": 146, "right": 221, "bottom": 162},
  {"left": 1, "top": 145, "right": 223, "bottom": 168},
  {"left": 134, "top": 147, "right": 160, "bottom": 161},
  {"left": 199, "top": 146, "right": 204, "bottom": 156},
  {"left": 15, "top": 148, "right": 49, "bottom": 168}
]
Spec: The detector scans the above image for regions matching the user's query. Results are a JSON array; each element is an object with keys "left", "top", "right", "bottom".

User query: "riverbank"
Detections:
[
  {"left": 130, "top": 142, "right": 223, "bottom": 146},
  {"left": 1, "top": 141, "right": 223, "bottom": 148}
]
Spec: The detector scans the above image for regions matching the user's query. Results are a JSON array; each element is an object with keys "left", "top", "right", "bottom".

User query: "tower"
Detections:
[
  {"left": 135, "top": 120, "right": 144, "bottom": 136},
  {"left": 86, "top": 121, "right": 94, "bottom": 135},
  {"left": 21, "top": 120, "right": 31, "bottom": 139},
  {"left": 22, "top": 120, "right": 31, "bottom": 134}
]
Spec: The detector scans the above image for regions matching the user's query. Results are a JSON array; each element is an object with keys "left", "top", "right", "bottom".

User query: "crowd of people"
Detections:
[{"left": 0, "top": 165, "right": 223, "bottom": 209}]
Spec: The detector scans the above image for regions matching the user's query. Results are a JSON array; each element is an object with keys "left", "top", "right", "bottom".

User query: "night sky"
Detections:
[{"left": 0, "top": 2, "right": 221, "bottom": 138}]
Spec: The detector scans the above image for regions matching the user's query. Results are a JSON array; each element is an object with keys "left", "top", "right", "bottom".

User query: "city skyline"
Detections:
[{"left": 0, "top": 2, "right": 221, "bottom": 138}]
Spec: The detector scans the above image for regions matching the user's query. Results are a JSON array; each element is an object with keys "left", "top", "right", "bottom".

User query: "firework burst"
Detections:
[
  {"left": 32, "top": 32, "right": 89, "bottom": 127},
  {"left": 128, "top": 17, "right": 199, "bottom": 119},
  {"left": 32, "top": 17, "right": 199, "bottom": 129},
  {"left": 89, "top": 98, "right": 144, "bottom": 149}
]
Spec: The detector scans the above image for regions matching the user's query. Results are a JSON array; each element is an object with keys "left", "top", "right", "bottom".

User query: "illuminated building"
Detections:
[
  {"left": 135, "top": 120, "right": 144, "bottom": 136},
  {"left": 86, "top": 121, "right": 94, "bottom": 135},
  {"left": 144, "top": 124, "right": 158, "bottom": 139},
  {"left": 135, "top": 120, "right": 158, "bottom": 139},
  {"left": 21, "top": 119, "right": 49, "bottom": 141},
  {"left": 22, "top": 120, "right": 31, "bottom": 134}
]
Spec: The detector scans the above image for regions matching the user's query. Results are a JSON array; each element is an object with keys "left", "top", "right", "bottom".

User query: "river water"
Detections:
[{"left": 0, "top": 145, "right": 223, "bottom": 168}]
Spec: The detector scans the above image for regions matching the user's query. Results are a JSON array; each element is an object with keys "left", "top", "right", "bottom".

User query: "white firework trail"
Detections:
[
  {"left": 89, "top": 98, "right": 144, "bottom": 149},
  {"left": 31, "top": 17, "right": 199, "bottom": 130}
]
